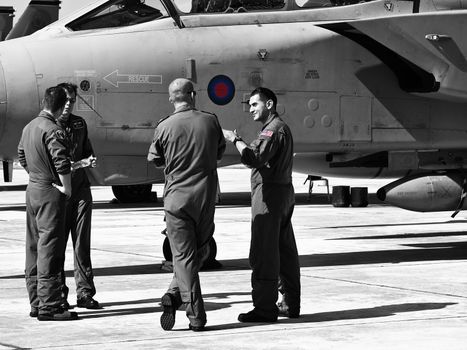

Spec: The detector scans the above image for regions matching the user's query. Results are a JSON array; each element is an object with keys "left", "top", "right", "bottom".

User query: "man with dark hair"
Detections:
[
  {"left": 148, "top": 78, "right": 225, "bottom": 331},
  {"left": 18, "top": 86, "right": 78, "bottom": 321},
  {"left": 57, "top": 82, "right": 99, "bottom": 310},
  {"left": 223, "top": 87, "right": 301, "bottom": 323}
]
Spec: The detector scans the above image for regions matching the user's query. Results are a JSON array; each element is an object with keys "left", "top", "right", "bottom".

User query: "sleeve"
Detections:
[
  {"left": 240, "top": 129, "right": 279, "bottom": 169},
  {"left": 46, "top": 127, "right": 71, "bottom": 175},
  {"left": 147, "top": 127, "right": 165, "bottom": 167},
  {"left": 17, "top": 131, "right": 28, "bottom": 173},
  {"left": 215, "top": 115, "right": 226, "bottom": 161},
  {"left": 82, "top": 120, "right": 94, "bottom": 158}
]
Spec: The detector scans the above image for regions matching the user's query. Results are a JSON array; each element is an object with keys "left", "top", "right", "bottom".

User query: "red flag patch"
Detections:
[{"left": 260, "top": 130, "right": 273, "bottom": 137}]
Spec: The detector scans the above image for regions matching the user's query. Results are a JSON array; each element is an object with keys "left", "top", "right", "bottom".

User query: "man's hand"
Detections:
[
  {"left": 222, "top": 129, "right": 238, "bottom": 143},
  {"left": 83, "top": 155, "right": 97, "bottom": 168},
  {"left": 55, "top": 173, "right": 72, "bottom": 198},
  {"left": 52, "top": 183, "right": 71, "bottom": 198},
  {"left": 71, "top": 155, "right": 97, "bottom": 170}
]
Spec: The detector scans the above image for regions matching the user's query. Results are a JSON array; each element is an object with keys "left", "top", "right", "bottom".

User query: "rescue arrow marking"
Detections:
[{"left": 103, "top": 69, "right": 162, "bottom": 88}]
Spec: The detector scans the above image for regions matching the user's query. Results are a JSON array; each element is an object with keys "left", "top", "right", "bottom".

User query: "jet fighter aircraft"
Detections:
[
  {"left": 0, "top": 6, "right": 13, "bottom": 41},
  {"left": 5, "top": 0, "right": 61, "bottom": 40},
  {"left": 1, "top": 0, "right": 467, "bottom": 210}
]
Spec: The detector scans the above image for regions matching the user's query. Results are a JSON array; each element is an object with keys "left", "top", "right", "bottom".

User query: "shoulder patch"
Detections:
[
  {"left": 54, "top": 129, "right": 66, "bottom": 141},
  {"left": 260, "top": 130, "right": 274, "bottom": 137},
  {"left": 71, "top": 120, "right": 85, "bottom": 129}
]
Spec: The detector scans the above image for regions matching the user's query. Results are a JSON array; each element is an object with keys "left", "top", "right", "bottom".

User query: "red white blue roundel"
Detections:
[{"left": 207, "top": 75, "right": 235, "bottom": 105}]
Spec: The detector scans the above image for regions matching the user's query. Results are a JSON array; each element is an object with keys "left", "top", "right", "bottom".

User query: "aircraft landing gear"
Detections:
[
  {"left": 162, "top": 229, "right": 221, "bottom": 270},
  {"left": 111, "top": 184, "right": 153, "bottom": 203}
]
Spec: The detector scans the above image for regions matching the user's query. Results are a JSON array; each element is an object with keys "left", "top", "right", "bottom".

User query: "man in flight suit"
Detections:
[
  {"left": 17, "top": 86, "right": 78, "bottom": 321},
  {"left": 147, "top": 78, "right": 225, "bottom": 331},
  {"left": 57, "top": 83, "right": 100, "bottom": 310},
  {"left": 223, "top": 87, "right": 301, "bottom": 322}
]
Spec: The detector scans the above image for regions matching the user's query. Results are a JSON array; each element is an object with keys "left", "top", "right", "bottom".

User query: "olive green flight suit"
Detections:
[
  {"left": 240, "top": 113, "right": 301, "bottom": 319},
  {"left": 58, "top": 114, "right": 96, "bottom": 300},
  {"left": 18, "top": 111, "right": 71, "bottom": 315},
  {"left": 148, "top": 106, "right": 225, "bottom": 327}
]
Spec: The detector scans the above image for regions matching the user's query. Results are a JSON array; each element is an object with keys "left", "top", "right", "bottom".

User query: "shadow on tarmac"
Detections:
[
  {"left": 205, "top": 302, "right": 457, "bottom": 331},
  {"left": 36, "top": 289, "right": 455, "bottom": 326},
  {"left": 331, "top": 231, "right": 467, "bottom": 240},
  {"left": 0, "top": 191, "right": 385, "bottom": 212},
  {"left": 2, "top": 241, "right": 466, "bottom": 280}
]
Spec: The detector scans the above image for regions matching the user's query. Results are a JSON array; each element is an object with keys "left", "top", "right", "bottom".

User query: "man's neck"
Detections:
[
  {"left": 173, "top": 102, "right": 193, "bottom": 111},
  {"left": 42, "top": 109, "right": 57, "bottom": 118}
]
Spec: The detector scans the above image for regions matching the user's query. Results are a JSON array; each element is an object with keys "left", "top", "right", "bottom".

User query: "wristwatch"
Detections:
[{"left": 233, "top": 136, "right": 243, "bottom": 145}]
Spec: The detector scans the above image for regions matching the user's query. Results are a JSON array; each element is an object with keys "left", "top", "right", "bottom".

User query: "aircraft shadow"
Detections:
[{"left": 2, "top": 241, "right": 466, "bottom": 279}]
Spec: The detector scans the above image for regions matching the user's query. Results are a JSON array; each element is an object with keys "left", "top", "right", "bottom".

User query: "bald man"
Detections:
[{"left": 148, "top": 78, "right": 225, "bottom": 331}]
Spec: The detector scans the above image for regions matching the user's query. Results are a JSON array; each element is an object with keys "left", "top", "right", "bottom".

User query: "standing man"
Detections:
[
  {"left": 57, "top": 82, "right": 100, "bottom": 310},
  {"left": 17, "top": 86, "right": 78, "bottom": 321},
  {"left": 223, "top": 87, "right": 301, "bottom": 322},
  {"left": 147, "top": 78, "right": 225, "bottom": 331}
]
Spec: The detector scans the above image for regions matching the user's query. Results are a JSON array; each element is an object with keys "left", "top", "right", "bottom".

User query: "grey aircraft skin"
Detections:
[{"left": 1, "top": 0, "right": 467, "bottom": 209}]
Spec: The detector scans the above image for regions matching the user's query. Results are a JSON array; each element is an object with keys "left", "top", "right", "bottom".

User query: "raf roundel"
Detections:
[{"left": 207, "top": 75, "right": 235, "bottom": 105}]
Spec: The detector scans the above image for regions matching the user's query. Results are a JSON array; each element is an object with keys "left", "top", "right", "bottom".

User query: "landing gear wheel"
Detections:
[{"left": 111, "top": 184, "right": 152, "bottom": 203}]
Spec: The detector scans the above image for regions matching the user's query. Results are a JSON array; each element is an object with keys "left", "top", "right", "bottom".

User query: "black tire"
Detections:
[
  {"left": 111, "top": 184, "right": 152, "bottom": 203},
  {"left": 162, "top": 236, "right": 217, "bottom": 263}
]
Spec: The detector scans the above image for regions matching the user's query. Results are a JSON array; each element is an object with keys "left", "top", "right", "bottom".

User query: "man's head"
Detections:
[
  {"left": 168, "top": 78, "right": 196, "bottom": 107},
  {"left": 43, "top": 86, "right": 67, "bottom": 118},
  {"left": 248, "top": 87, "right": 277, "bottom": 123},
  {"left": 58, "top": 82, "right": 78, "bottom": 118}
]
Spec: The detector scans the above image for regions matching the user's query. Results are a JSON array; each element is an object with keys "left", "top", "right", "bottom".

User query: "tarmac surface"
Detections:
[{"left": 1, "top": 165, "right": 466, "bottom": 349}]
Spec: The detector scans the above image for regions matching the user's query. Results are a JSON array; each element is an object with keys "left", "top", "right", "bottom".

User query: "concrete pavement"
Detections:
[{"left": 1, "top": 166, "right": 466, "bottom": 349}]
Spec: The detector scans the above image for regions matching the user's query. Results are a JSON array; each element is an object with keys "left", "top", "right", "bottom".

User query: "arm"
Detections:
[
  {"left": 223, "top": 129, "right": 248, "bottom": 155},
  {"left": 147, "top": 128, "right": 165, "bottom": 167},
  {"left": 56, "top": 173, "right": 72, "bottom": 197},
  {"left": 46, "top": 128, "right": 72, "bottom": 195},
  {"left": 71, "top": 155, "right": 97, "bottom": 170},
  {"left": 223, "top": 128, "right": 277, "bottom": 169},
  {"left": 17, "top": 134, "right": 29, "bottom": 173}
]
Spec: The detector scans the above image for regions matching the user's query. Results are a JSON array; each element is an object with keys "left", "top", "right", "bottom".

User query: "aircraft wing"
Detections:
[
  {"left": 6, "top": 0, "right": 60, "bottom": 40},
  {"left": 320, "top": 10, "right": 467, "bottom": 101}
]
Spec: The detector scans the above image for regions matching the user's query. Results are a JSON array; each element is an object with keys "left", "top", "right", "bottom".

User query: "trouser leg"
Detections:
[
  {"left": 35, "top": 188, "right": 67, "bottom": 314},
  {"left": 72, "top": 188, "right": 95, "bottom": 298},
  {"left": 278, "top": 206, "right": 301, "bottom": 311},
  {"left": 165, "top": 211, "right": 206, "bottom": 327},
  {"left": 60, "top": 200, "right": 72, "bottom": 303},
  {"left": 249, "top": 186, "right": 280, "bottom": 319},
  {"left": 25, "top": 188, "right": 39, "bottom": 310}
]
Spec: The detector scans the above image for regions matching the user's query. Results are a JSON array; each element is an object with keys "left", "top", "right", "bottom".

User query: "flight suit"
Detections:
[
  {"left": 240, "top": 112, "right": 301, "bottom": 319},
  {"left": 17, "top": 111, "right": 71, "bottom": 315},
  {"left": 57, "top": 114, "right": 96, "bottom": 300},
  {"left": 148, "top": 106, "right": 225, "bottom": 327}
]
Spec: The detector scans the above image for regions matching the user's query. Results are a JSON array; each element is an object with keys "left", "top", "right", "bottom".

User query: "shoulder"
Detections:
[
  {"left": 198, "top": 110, "right": 220, "bottom": 123},
  {"left": 199, "top": 110, "right": 217, "bottom": 117},
  {"left": 46, "top": 123, "right": 67, "bottom": 142},
  {"left": 70, "top": 114, "right": 87, "bottom": 130},
  {"left": 271, "top": 117, "right": 290, "bottom": 134},
  {"left": 156, "top": 114, "right": 173, "bottom": 127}
]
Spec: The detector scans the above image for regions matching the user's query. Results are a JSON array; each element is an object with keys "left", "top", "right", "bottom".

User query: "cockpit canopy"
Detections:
[{"left": 66, "top": 0, "right": 368, "bottom": 31}]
